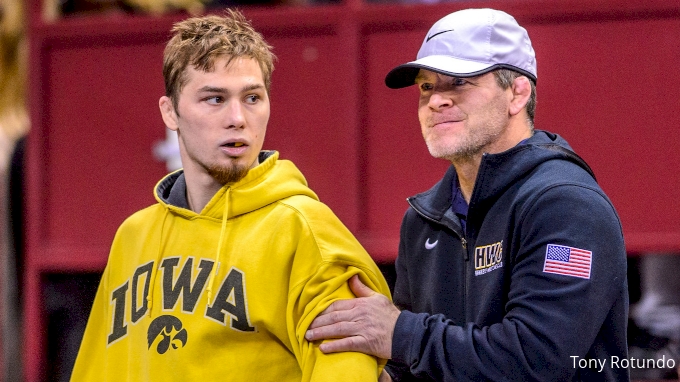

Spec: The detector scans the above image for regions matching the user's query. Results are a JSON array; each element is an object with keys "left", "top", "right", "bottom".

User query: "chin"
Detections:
[{"left": 207, "top": 162, "right": 250, "bottom": 184}]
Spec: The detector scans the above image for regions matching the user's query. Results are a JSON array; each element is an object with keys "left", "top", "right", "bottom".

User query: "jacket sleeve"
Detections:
[
  {"left": 285, "top": 202, "right": 393, "bottom": 382},
  {"left": 384, "top": 210, "right": 417, "bottom": 382},
  {"left": 392, "top": 209, "right": 414, "bottom": 313},
  {"left": 390, "top": 185, "right": 627, "bottom": 381}
]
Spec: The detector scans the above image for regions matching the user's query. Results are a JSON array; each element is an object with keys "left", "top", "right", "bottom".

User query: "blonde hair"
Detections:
[{"left": 162, "top": 9, "right": 275, "bottom": 113}]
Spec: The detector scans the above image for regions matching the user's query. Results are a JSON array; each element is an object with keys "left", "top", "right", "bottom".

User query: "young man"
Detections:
[
  {"left": 71, "top": 10, "right": 391, "bottom": 381},
  {"left": 306, "top": 8, "right": 629, "bottom": 381}
]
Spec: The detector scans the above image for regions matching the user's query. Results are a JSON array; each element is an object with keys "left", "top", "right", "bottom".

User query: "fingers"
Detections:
[
  {"left": 306, "top": 320, "right": 356, "bottom": 341},
  {"left": 349, "top": 274, "right": 376, "bottom": 298},
  {"left": 308, "top": 275, "right": 376, "bottom": 329},
  {"left": 308, "top": 309, "right": 353, "bottom": 330},
  {"left": 316, "top": 298, "right": 357, "bottom": 316},
  {"left": 317, "top": 336, "right": 366, "bottom": 354}
]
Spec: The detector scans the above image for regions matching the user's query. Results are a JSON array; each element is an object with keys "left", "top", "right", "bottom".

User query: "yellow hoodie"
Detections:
[{"left": 72, "top": 151, "right": 391, "bottom": 381}]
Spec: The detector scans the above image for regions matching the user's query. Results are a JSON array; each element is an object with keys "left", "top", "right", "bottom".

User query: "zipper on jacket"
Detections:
[
  {"left": 460, "top": 236, "right": 469, "bottom": 262},
  {"left": 460, "top": 232, "right": 468, "bottom": 321}
]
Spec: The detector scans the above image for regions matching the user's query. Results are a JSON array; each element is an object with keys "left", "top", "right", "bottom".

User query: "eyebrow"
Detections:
[
  {"left": 197, "top": 84, "right": 265, "bottom": 94},
  {"left": 414, "top": 74, "right": 428, "bottom": 83},
  {"left": 415, "top": 72, "right": 440, "bottom": 83}
]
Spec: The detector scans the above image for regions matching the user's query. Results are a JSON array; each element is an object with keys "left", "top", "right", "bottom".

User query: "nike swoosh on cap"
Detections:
[{"left": 426, "top": 29, "right": 455, "bottom": 42}]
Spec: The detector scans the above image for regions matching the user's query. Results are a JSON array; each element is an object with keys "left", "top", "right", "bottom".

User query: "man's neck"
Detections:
[
  {"left": 452, "top": 125, "right": 533, "bottom": 204},
  {"left": 185, "top": 172, "right": 224, "bottom": 213},
  {"left": 452, "top": 157, "right": 481, "bottom": 204}
]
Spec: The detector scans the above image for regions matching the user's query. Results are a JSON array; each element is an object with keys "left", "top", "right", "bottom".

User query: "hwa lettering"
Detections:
[{"left": 474, "top": 241, "right": 503, "bottom": 276}]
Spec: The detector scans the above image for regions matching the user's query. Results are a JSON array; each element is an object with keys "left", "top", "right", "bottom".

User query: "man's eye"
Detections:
[
  {"left": 245, "top": 94, "right": 260, "bottom": 104},
  {"left": 452, "top": 78, "right": 468, "bottom": 86},
  {"left": 205, "top": 96, "right": 223, "bottom": 105},
  {"left": 419, "top": 83, "right": 434, "bottom": 92}
]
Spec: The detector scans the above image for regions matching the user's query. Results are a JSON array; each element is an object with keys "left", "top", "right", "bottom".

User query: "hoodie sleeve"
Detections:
[
  {"left": 283, "top": 200, "right": 393, "bottom": 382},
  {"left": 390, "top": 184, "right": 627, "bottom": 381}
]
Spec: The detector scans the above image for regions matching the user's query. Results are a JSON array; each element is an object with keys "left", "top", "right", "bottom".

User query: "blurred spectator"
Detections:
[
  {"left": 629, "top": 254, "right": 680, "bottom": 380},
  {"left": 1, "top": 0, "right": 30, "bottom": 379}
]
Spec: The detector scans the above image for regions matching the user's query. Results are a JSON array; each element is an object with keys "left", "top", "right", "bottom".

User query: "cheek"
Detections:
[
  {"left": 255, "top": 103, "right": 270, "bottom": 127},
  {"left": 418, "top": 105, "right": 430, "bottom": 128},
  {"left": 418, "top": 96, "right": 429, "bottom": 114},
  {"left": 250, "top": 110, "right": 269, "bottom": 147},
  {"left": 256, "top": 112, "right": 269, "bottom": 139}
]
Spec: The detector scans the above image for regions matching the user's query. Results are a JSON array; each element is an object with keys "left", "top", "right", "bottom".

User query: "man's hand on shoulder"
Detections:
[{"left": 305, "top": 275, "right": 400, "bottom": 359}]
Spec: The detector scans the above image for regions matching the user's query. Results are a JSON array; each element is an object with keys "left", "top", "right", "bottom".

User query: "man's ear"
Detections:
[
  {"left": 159, "top": 96, "right": 179, "bottom": 131},
  {"left": 508, "top": 76, "right": 531, "bottom": 117}
]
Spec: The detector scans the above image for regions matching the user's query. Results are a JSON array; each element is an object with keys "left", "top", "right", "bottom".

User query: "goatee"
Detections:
[{"left": 206, "top": 163, "right": 250, "bottom": 185}]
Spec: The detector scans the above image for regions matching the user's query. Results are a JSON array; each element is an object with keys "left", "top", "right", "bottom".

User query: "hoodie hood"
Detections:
[
  {"left": 408, "top": 130, "right": 595, "bottom": 228},
  {"left": 471, "top": 130, "right": 594, "bottom": 207},
  {"left": 154, "top": 150, "right": 318, "bottom": 219}
]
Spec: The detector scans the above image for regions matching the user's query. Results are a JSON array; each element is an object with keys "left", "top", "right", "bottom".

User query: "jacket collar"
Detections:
[
  {"left": 407, "top": 165, "right": 464, "bottom": 234},
  {"left": 407, "top": 130, "right": 594, "bottom": 233}
]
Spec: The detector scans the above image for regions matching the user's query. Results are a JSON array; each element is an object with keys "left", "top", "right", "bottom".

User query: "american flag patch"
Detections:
[{"left": 543, "top": 244, "right": 592, "bottom": 279}]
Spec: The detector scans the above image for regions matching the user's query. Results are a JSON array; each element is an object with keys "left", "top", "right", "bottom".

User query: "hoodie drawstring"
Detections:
[
  {"left": 207, "top": 187, "right": 229, "bottom": 303},
  {"left": 147, "top": 207, "right": 169, "bottom": 317},
  {"left": 145, "top": 187, "right": 229, "bottom": 317}
]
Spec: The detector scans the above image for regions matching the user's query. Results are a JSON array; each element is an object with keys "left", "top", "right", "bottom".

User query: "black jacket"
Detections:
[{"left": 386, "top": 131, "right": 629, "bottom": 381}]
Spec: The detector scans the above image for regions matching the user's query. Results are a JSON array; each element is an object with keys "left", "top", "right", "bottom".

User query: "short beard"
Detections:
[
  {"left": 427, "top": 140, "right": 480, "bottom": 162},
  {"left": 206, "top": 162, "right": 250, "bottom": 185},
  {"left": 431, "top": 129, "right": 502, "bottom": 162}
]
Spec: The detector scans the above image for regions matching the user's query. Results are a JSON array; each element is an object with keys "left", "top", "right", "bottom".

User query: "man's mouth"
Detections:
[
  {"left": 224, "top": 142, "right": 246, "bottom": 147},
  {"left": 432, "top": 119, "right": 462, "bottom": 127},
  {"left": 221, "top": 141, "right": 249, "bottom": 157}
]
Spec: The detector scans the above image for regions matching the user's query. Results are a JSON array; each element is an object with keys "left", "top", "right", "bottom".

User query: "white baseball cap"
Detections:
[{"left": 385, "top": 8, "right": 537, "bottom": 89}]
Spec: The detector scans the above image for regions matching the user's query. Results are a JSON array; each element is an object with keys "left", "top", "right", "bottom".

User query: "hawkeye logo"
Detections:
[
  {"left": 148, "top": 315, "right": 188, "bottom": 354},
  {"left": 474, "top": 241, "right": 503, "bottom": 276}
]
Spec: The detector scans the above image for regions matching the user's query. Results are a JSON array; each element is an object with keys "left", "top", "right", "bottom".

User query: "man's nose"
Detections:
[
  {"left": 428, "top": 91, "right": 453, "bottom": 110},
  {"left": 225, "top": 100, "right": 246, "bottom": 128}
]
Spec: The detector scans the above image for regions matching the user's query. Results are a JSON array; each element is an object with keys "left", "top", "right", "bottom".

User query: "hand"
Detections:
[{"left": 305, "top": 275, "right": 401, "bottom": 359}]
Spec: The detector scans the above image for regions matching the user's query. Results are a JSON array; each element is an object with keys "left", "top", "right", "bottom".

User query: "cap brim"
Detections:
[
  {"left": 385, "top": 55, "right": 495, "bottom": 89},
  {"left": 385, "top": 56, "right": 536, "bottom": 89}
]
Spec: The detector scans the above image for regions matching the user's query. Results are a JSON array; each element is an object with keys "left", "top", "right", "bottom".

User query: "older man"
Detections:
[{"left": 306, "top": 8, "right": 628, "bottom": 382}]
